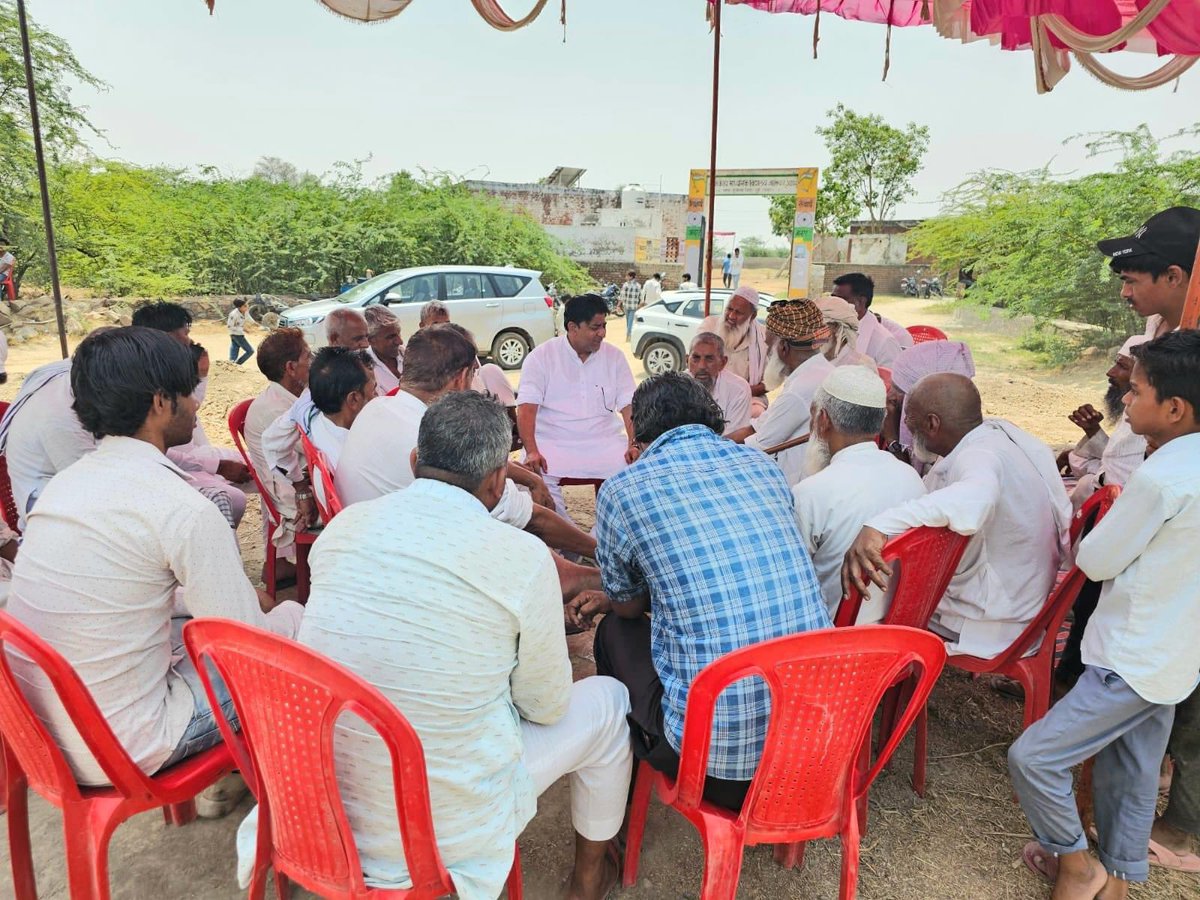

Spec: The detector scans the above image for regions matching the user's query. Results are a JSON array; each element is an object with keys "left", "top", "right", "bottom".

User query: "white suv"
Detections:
[
  {"left": 278, "top": 265, "right": 556, "bottom": 369},
  {"left": 631, "top": 289, "right": 775, "bottom": 375}
]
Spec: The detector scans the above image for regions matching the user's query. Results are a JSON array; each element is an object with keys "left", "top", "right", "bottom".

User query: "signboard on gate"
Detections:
[{"left": 685, "top": 167, "right": 819, "bottom": 299}]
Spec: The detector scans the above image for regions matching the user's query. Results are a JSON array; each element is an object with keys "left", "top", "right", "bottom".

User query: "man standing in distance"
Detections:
[
  {"left": 518, "top": 293, "right": 638, "bottom": 519},
  {"left": 619, "top": 269, "right": 641, "bottom": 341},
  {"left": 730, "top": 247, "right": 744, "bottom": 289},
  {"left": 699, "top": 286, "right": 769, "bottom": 416}
]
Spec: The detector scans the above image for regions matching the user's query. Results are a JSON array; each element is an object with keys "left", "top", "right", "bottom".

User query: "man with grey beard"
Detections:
[
  {"left": 1058, "top": 335, "right": 1150, "bottom": 509},
  {"left": 699, "top": 286, "right": 770, "bottom": 416},
  {"left": 843, "top": 373, "right": 1072, "bottom": 660},
  {"left": 792, "top": 367, "right": 925, "bottom": 622},
  {"left": 686, "top": 332, "right": 751, "bottom": 435}
]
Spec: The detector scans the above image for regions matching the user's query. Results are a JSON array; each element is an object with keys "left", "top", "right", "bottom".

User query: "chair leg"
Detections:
[
  {"left": 912, "top": 706, "right": 928, "bottom": 797},
  {"left": 62, "top": 804, "right": 113, "bottom": 900},
  {"left": 1022, "top": 665, "right": 1050, "bottom": 729},
  {"left": 295, "top": 542, "right": 311, "bottom": 604},
  {"left": 694, "top": 815, "right": 746, "bottom": 900},
  {"left": 273, "top": 870, "right": 291, "bottom": 900},
  {"left": 162, "top": 800, "right": 197, "bottom": 826},
  {"left": 7, "top": 774, "right": 37, "bottom": 900},
  {"left": 839, "top": 811, "right": 862, "bottom": 900},
  {"left": 505, "top": 844, "right": 523, "bottom": 900},
  {"left": 772, "top": 842, "right": 806, "bottom": 869},
  {"left": 855, "top": 739, "right": 870, "bottom": 834},
  {"left": 621, "top": 761, "right": 654, "bottom": 887},
  {"left": 264, "top": 520, "right": 278, "bottom": 598}
]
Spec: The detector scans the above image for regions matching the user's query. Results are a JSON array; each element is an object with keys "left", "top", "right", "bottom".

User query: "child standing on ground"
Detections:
[
  {"left": 1009, "top": 329, "right": 1200, "bottom": 899},
  {"left": 227, "top": 298, "right": 254, "bottom": 365}
]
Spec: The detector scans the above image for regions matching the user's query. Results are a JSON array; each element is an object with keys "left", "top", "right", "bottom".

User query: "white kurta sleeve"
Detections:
[
  {"left": 510, "top": 551, "right": 572, "bottom": 725},
  {"left": 1076, "top": 469, "right": 1167, "bottom": 583},
  {"left": 721, "top": 379, "right": 752, "bottom": 434},
  {"left": 867, "top": 449, "right": 1001, "bottom": 537},
  {"left": 262, "top": 410, "right": 305, "bottom": 482}
]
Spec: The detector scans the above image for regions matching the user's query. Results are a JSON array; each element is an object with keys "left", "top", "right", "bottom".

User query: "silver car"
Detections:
[
  {"left": 278, "top": 265, "right": 556, "bottom": 369},
  {"left": 631, "top": 289, "right": 775, "bottom": 375}
]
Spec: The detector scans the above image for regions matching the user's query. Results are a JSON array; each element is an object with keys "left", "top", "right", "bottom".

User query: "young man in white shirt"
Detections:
[
  {"left": 686, "top": 332, "right": 750, "bottom": 435},
  {"left": 678, "top": 272, "right": 697, "bottom": 292},
  {"left": 518, "top": 293, "right": 638, "bottom": 517},
  {"left": 1009, "top": 330, "right": 1200, "bottom": 899},
  {"left": 227, "top": 298, "right": 254, "bottom": 365},
  {"left": 844, "top": 373, "right": 1072, "bottom": 660},
  {"left": 729, "top": 247, "right": 743, "bottom": 288},
  {"left": 287, "top": 392, "right": 631, "bottom": 900},
  {"left": 7, "top": 327, "right": 303, "bottom": 788},
  {"left": 639, "top": 272, "right": 662, "bottom": 310},
  {"left": 792, "top": 366, "right": 925, "bottom": 621},
  {"left": 727, "top": 298, "right": 835, "bottom": 487},
  {"left": 301, "top": 346, "right": 376, "bottom": 470},
  {"left": 831, "top": 272, "right": 908, "bottom": 363}
]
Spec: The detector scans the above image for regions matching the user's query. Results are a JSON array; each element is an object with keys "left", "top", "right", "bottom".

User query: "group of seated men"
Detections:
[{"left": 0, "top": 206, "right": 1196, "bottom": 899}]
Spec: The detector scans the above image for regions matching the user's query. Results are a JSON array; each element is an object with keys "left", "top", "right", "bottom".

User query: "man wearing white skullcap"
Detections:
[
  {"left": 1060, "top": 335, "right": 1151, "bottom": 509},
  {"left": 792, "top": 366, "right": 926, "bottom": 621}
]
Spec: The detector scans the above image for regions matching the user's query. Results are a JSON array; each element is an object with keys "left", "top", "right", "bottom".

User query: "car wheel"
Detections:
[
  {"left": 492, "top": 331, "right": 530, "bottom": 370},
  {"left": 642, "top": 340, "right": 681, "bottom": 376}
]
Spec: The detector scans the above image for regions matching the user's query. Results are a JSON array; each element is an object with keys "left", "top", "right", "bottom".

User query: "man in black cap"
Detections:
[{"left": 1098, "top": 206, "right": 1200, "bottom": 339}]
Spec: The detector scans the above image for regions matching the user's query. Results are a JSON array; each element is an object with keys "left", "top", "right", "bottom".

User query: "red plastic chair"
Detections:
[
  {"left": 906, "top": 325, "right": 947, "bottom": 344},
  {"left": 835, "top": 526, "right": 970, "bottom": 797},
  {"left": 0, "top": 612, "right": 234, "bottom": 900},
  {"left": 386, "top": 386, "right": 401, "bottom": 397},
  {"left": 0, "top": 270, "right": 14, "bottom": 303},
  {"left": 622, "top": 625, "right": 947, "bottom": 900},
  {"left": 298, "top": 429, "right": 344, "bottom": 525},
  {"left": 228, "top": 399, "right": 317, "bottom": 602},
  {"left": 1068, "top": 483, "right": 1121, "bottom": 549},
  {"left": 0, "top": 401, "right": 21, "bottom": 534},
  {"left": 182, "top": 619, "right": 523, "bottom": 900},
  {"left": 875, "top": 366, "right": 892, "bottom": 393}
]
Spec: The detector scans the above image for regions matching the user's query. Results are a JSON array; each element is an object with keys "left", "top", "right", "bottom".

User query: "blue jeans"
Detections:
[
  {"left": 229, "top": 334, "right": 254, "bottom": 365},
  {"left": 158, "top": 616, "right": 239, "bottom": 771},
  {"left": 625, "top": 306, "right": 636, "bottom": 340}
]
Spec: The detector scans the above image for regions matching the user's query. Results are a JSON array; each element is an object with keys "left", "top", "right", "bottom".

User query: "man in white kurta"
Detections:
[
  {"left": 273, "top": 392, "right": 631, "bottom": 900},
  {"left": 792, "top": 367, "right": 926, "bottom": 621},
  {"left": 849, "top": 374, "right": 1072, "bottom": 659},
  {"left": 517, "top": 294, "right": 637, "bottom": 517},
  {"left": 831, "top": 272, "right": 908, "bottom": 363},
  {"left": 686, "top": 331, "right": 751, "bottom": 435},
  {"left": 854, "top": 308, "right": 903, "bottom": 368},
  {"left": 364, "top": 305, "right": 404, "bottom": 396},
  {"left": 699, "top": 286, "right": 770, "bottom": 415}
]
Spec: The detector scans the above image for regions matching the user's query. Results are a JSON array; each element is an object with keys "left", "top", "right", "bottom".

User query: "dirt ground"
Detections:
[{"left": 1, "top": 296, "right": 1195, "bottom": 900}]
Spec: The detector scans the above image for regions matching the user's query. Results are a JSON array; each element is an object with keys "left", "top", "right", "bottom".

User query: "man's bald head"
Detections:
[
  {"left": 906, "top": 373, "right": 984, "bottom": 457},
  {"left": 326, "top": 308, "right": 370, "bottom": 349}
]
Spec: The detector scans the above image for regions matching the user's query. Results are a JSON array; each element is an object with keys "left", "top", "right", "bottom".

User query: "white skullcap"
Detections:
[
  {"left": 1118, "top": 334, "right": 1150, "bottom": 359},
  {"left": 820, "top": 364, "right": 887, "bottom": 409},
  {"left": 730, "top": 285, "right": 759, "bottom": 307}
]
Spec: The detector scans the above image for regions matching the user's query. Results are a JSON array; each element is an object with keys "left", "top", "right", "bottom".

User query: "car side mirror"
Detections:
[{"left": 383, "top": 291, "right": 402, "bottom": 305}]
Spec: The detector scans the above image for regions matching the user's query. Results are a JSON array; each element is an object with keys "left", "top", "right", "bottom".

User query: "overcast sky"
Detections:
[{"left": 38, "top": 0, "right": 1200, "bottom": 242}]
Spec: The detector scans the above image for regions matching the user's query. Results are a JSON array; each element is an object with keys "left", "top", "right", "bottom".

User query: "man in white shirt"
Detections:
[
  {"left": 730, "top": 247, "right": 743, "bottom": 288},
  {"left": 844, "top": 374, "right": 1072, "bottom": 660},
  {"left": 6, "top": 327, "right": 303, "bottom": 788},
  {"left": 727, "top": 299, "right": 835, "bottom": 487},
  {"left": 300, "top": 346, "right": 376, "bottom": 470},
  {"left": 678, "top": 272, "right": 697, "bottom": 292},
  {"left": 639, "top": 272, "right": 662, "bottom": 310},
  {"left": 686, "top": 332, "right": 750, "bottom": 435},
  {"left": 1009, "top": 331, "right": 1200, "bottom": 898},
  {"left": 227, "top": 298, "right": 254, "bottom": 365},
  {"left": 324, "top": 307, "right": 370, "bottom": 350},
  {"left": 792, "top": 367, "right": 925, "bottom": 621},
  {"left": 698, "top": 286, "right": 770, "bottom": 416},
  {"left": 518, "top": 293, "right": 638, "bottom": 518},
  {"left": 832, "top": 272, "right": 912, "bottom": 356},
  {"left": 245, "top": 328, "right": 316, "bottom": 574},
  {"left": 289, "top": 392, "right": 631, "bottom": 900},
  {"left": 416, "top": 302, "right": 516, "bottom": 406},
  {"left": 1059, "top": 335, "right": 1149, "bottom": 508},
  {"left": 363, "top": 305, "right": 403, "bottom": 396}
]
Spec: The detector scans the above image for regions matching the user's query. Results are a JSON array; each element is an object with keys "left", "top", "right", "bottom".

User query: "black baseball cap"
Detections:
[{"left": 1097, "top": 206, "right": 1200, "bottom": 271}]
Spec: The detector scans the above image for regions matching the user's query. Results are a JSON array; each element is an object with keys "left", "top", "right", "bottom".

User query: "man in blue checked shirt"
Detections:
[{"left": 568, "top": 372, "right": 830, "bottom": 809}]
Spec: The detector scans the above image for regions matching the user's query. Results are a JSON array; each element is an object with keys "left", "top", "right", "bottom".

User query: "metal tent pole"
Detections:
[
  {"left": 704, "top": 0, "right": 722, "bottom": 318},
  {"left": 17, "top": 0, "right": 69, "bottom": 359},
  {"left": 1183, "top": 241, "right": 1200, "bottom": 330}
]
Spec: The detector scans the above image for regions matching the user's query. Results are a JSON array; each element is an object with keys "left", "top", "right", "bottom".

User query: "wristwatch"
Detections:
[{"left": 886, "top": 440, "right": 905, "bottom": 456}]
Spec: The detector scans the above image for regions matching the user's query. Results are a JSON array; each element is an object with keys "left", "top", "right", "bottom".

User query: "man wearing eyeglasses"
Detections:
[
  {"left": 518, "top": 293, "right": 638, "bottom": 519},
  {"left": 727, "top": 298, "right": 835, "bottom": 487}
]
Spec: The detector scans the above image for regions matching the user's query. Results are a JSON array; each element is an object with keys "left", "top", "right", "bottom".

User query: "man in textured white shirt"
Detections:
[
  {"left": 6, "top": 327, "right": 303, "bottom": 788},
  {"left": 844, "top": 374, "right": 1072, "bottom": 660},
  {"left": 832, "top": 272, "right": 912, "bottom": 356},
  {"left": 299, "top": 346, "right": 376, "bottom": 470},
  {"left": 698, "top": 286, "right": 770, "bottom": 416},
  {"left": 1009, "top": 331, "right": 1200, "bottom": 900},
  {"left": 686, "top": 332, "right": 751, "bottom": 435},
  {"left": 517, "top": 293, "right": 638, "bottom": 518},
  {"left": 364, "top": 305, "right": 403, "bottom": 395},
  {"left": 792, "top": 366, "right": 925, "bottom": 622},
  {"left": 1059, "top": 335, "right": 1149, "bottom": 508},
  {"left": 293, "top": 391, "right": 631, "bottom": 900},
  {"left": 727, "top": 299, "right": 835, "bottom": 487}
]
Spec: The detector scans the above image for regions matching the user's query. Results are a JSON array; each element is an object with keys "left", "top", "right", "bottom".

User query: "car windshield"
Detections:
[{"left": 334, "top": 272, "right": 397, "bottom": 305}]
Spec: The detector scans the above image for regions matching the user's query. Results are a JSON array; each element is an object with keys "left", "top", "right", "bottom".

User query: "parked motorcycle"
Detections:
[
  {"left": 927, "top": 276, "right": 944, "bottom": 298},
  {"left": 600, "top": 283, "right": 620, "bottom": 314},
  {"left": 900, "top": 276, "right": 919, "bottom": 297}
]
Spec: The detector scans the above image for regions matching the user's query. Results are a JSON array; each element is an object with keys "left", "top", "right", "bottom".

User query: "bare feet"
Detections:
[
  {"left": 564, "top": 836, "right": 619, "bottom": 900},
  {"left": 1050, "top": 851, "right": 1108, "bottom": 900}
]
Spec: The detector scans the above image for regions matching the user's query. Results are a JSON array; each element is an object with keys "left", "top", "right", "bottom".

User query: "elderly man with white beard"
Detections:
[
  {"left": 792, "top": 367, "right": 925, "bottom": 622},
  {"left": 843, "top": 373, "right": 1072, "bottom": 660},
  {"left": 726, "top": 299, "right": 835, "bottom": 487},
  {"left": 815, "top": 296, "right": 878, "bottom": 369},
  {"left": 699, "top": 286, "right": 770, "bottom": 416},
  {"left": 686, "top": 332, "right": 751, "bottom": 435}
]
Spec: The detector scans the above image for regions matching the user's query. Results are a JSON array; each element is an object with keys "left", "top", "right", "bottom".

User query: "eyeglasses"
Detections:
[
  {"left": 770, "top": 299, "right": 808, "bottom": 307},
  {"left": 596, "top": 385, "right": 617, "bottom": 413}
]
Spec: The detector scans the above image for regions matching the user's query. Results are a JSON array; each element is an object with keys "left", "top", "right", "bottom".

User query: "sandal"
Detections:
[
  {"left": 1148, "top": 838, "right": 1200, "bottom": 874},
  {"left": 1022, "top": 841, "right": 1058, "bottom": 883}
]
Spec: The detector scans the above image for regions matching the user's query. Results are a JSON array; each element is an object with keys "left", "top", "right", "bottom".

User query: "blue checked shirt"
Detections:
[{"left": 595, "top": 424, "right": 830, "bottom": 781}]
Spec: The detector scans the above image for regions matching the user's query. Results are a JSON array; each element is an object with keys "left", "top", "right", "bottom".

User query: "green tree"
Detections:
[
  {"left": 0, "top": 0, "right": 104, "bottom": 287},
  {"left": 909, "top": 125, "right": 1200, "bottom": 346},
  {"left": 769, "top": 177, "right": 860, "bottom": 240}
]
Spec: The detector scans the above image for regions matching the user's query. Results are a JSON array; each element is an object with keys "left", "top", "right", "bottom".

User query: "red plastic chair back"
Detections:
[
  {"left": 906, "top": 325, "right": 948, "bottom": 344},
  {"left": 228, "top": 398, "right": 283, "bottom": 529},
  {"left": 183, "top": 619, "right": 457, "bottom": 899},
  {"left": 298, "top": 429, "right": 343, "bottom": 524},
  {"left": 1069, "top": 483, "right": 1121, "bottom": 548},
  {"left": 674, "top": 625, "right": 947, "bottom": 839},
  {"left": 386, "top": 386, "right": 401, "bottom": 397},
  {"left": 0, "top": 401, "right": 20, "bottom": 534},
  {"left": 0, "top": 271, "right": 13, "bottom": 302},
  {"left": 835, "top": 526, "right": 971, "bottom": 629}
]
